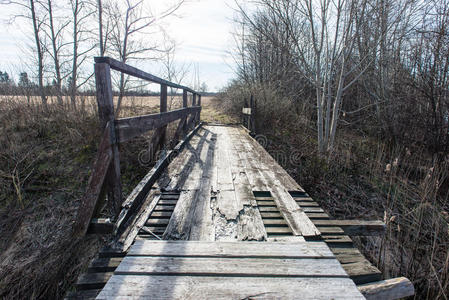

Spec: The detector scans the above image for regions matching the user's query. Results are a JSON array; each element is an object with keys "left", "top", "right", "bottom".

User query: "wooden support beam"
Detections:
[
  {"left": 115, "top": 107, "right": 200, "bottom": 143},
  {"left": 358, "top": 277, "right": 414, "bottom": 300},
  {"left": 72, "top": 124, "right": 112, "bottom": 238},
  {"left": 313, "top": 220, "right": 385, "bottom": 236},
  {"left": 94, "top": 62, "right": 122, "bottom": 216},
  {"left": 87, "top": 218, "right": 114, "bottom": 234}
]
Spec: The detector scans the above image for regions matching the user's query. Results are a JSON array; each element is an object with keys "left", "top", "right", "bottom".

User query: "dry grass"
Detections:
[
  {"left": 0, "top": 94, "right": 231, "bottom": 299},
  {"left": 221, "top": 89, "right": 449, "bottom": 299}
]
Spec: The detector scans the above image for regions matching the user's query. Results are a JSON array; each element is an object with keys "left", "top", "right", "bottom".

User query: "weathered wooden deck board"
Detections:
[
  {"left": 115, "top": 256, "right": 347, "bottom": 276},
  {"left": 128, "top": 240, "right": 335, "bottom": 257},
  {"left": 98, "top": 240, "right": 364, "bottom": 299},
  {"left": 97, "top": 275, "right": 364, "bottom": 299}
]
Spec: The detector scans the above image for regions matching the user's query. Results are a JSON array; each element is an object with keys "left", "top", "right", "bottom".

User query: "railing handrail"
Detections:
[{"left": 94, "top": 56, "right": 200, "bottom": 95}]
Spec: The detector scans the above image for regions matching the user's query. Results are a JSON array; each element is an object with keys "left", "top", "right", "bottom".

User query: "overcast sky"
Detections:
[{"left": 0, "top": 0, "right": 240, "bottom": 91}]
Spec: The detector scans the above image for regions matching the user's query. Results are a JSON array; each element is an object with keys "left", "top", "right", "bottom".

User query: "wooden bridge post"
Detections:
[
  {"left": 197, "top": 94, "right": 201, "bottom": 125},
  {"left": 94, "top": 62, "right": 122, "bottom": 217},
  {"left": 250, "top": 94, "right": 255, "bottom": 134},
  {"left": 192, "top": 93, "right": 198, "bottom": 125},
  {"left": 159, "top": 84, "right": 168, "bottom": 147},
  {"left": 182, "top": 89, "right": 188, "bottom": 135}
]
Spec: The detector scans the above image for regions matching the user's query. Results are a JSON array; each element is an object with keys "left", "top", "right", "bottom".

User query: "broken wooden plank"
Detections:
[
  {"left": 358, "top": 277, "right": 414, "bottom": 300},
  {"left": 163, "top": 190, "right": 198, "bottom": 240},
  {"left": 216, "top": 190, "right": 240, "bottom": 220},
  {"left": 236, "top": 206, "right": 267, "bottom": 241}
]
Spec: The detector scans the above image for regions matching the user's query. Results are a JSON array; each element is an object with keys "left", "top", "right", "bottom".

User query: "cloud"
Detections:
[{"left": 0, "top": 0, "right": 238, "bottom": 90}]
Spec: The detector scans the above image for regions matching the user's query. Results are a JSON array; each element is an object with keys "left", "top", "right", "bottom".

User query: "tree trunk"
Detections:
[
  {"left": 70, "top": 0, "right": 79, "bottom": 109},
  {"left": 47, "top": 0, "right": 63, "bottom": 105},
  {"left": 30, "top": 0, "right": 47, "bottom": 107}
]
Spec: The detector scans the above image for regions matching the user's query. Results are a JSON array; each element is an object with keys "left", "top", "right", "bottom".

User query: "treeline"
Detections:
[
  {"left": 0, "top": 70, "right": 172, "bottom": 98},
  {"left": 227, "top": 0, "right": 449, "bottom": 155},
  {"left": 2, "top": 0, "right": 186, "bottom": 108}
]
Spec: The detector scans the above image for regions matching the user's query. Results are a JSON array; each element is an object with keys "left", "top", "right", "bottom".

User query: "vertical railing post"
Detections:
[
  {"left": 249, "top": 94, "right": 255, "bottom": 134},
  {"left": 197, "top": 94, "right": 201, "bottom": 125},
  {"left": 192, "top": 93, "right": 197, "bottom": 125},
  {"left": 183, "top": 89, "right": 188, "bottom": 108},
  {"left": 94, "top": 62, "right": 122, "bottom": 217},
  {"left": 160, "top": 84, "right": 168, "bottom": 147},
  {"left": 182, "top": 89, "right": 188, "bottom": 135}
]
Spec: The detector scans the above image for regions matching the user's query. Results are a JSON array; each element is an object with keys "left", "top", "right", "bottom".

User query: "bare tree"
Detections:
[
  {"left": 69, "top": 0, "right": 95, "bottom": 108},
  {"left": 236, "top": 0, "right": 373, "bottom": 153},
  {"left": 4, "top": 0, "right": 50, "bottom": 105},
  {"left": 43, "top": 0, "right": 69, "bottom": 105},
  {"left": 107, "top": 0, "right": 184, "bottom": 115},
  {"left": 160, "top": 37, "right": 189, "bottom": 109}
]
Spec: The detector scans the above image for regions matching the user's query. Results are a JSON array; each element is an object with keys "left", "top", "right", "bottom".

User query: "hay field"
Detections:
[{"left": 0, "top": 94, "right": 237, "bottom": 123}]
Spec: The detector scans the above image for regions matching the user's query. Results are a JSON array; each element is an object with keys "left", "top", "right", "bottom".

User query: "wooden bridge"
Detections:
[{"left": 67, "top": 58, "right": 414, "bottom": 299}]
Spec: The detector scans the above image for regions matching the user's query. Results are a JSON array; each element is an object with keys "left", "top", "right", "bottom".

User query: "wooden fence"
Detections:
[{"left": 72, "top": 57, "right": 202, "bottom": 239}]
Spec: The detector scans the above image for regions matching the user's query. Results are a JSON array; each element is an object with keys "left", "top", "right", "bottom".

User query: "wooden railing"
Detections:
[{"left": 72, "top": 57, "right": 201, "bottom": 238}]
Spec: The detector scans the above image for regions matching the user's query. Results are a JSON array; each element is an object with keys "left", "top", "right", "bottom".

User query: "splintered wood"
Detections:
[{"left": 156, "top": 125, "right": 320, "bottom": 240}]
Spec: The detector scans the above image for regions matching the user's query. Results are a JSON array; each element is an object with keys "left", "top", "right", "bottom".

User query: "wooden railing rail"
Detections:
[
  {"left": 94, "top": 57, "right": 197, "bottom": 93},
  {"left": 72, "top": 57, "right": 202, "bottom": 239}
]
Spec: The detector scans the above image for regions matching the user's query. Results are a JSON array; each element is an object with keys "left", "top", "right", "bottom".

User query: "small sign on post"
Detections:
[{"left": 242, "top": 107, "right": 252, "bottom": 115}]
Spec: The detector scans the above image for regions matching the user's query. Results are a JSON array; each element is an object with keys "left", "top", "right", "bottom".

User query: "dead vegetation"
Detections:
[
  {"left": 221, "top": 87, "right": 449, "bottom": 299},
  {"left": 0, "top": 94, "right": 227, "bottom": 299}
]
